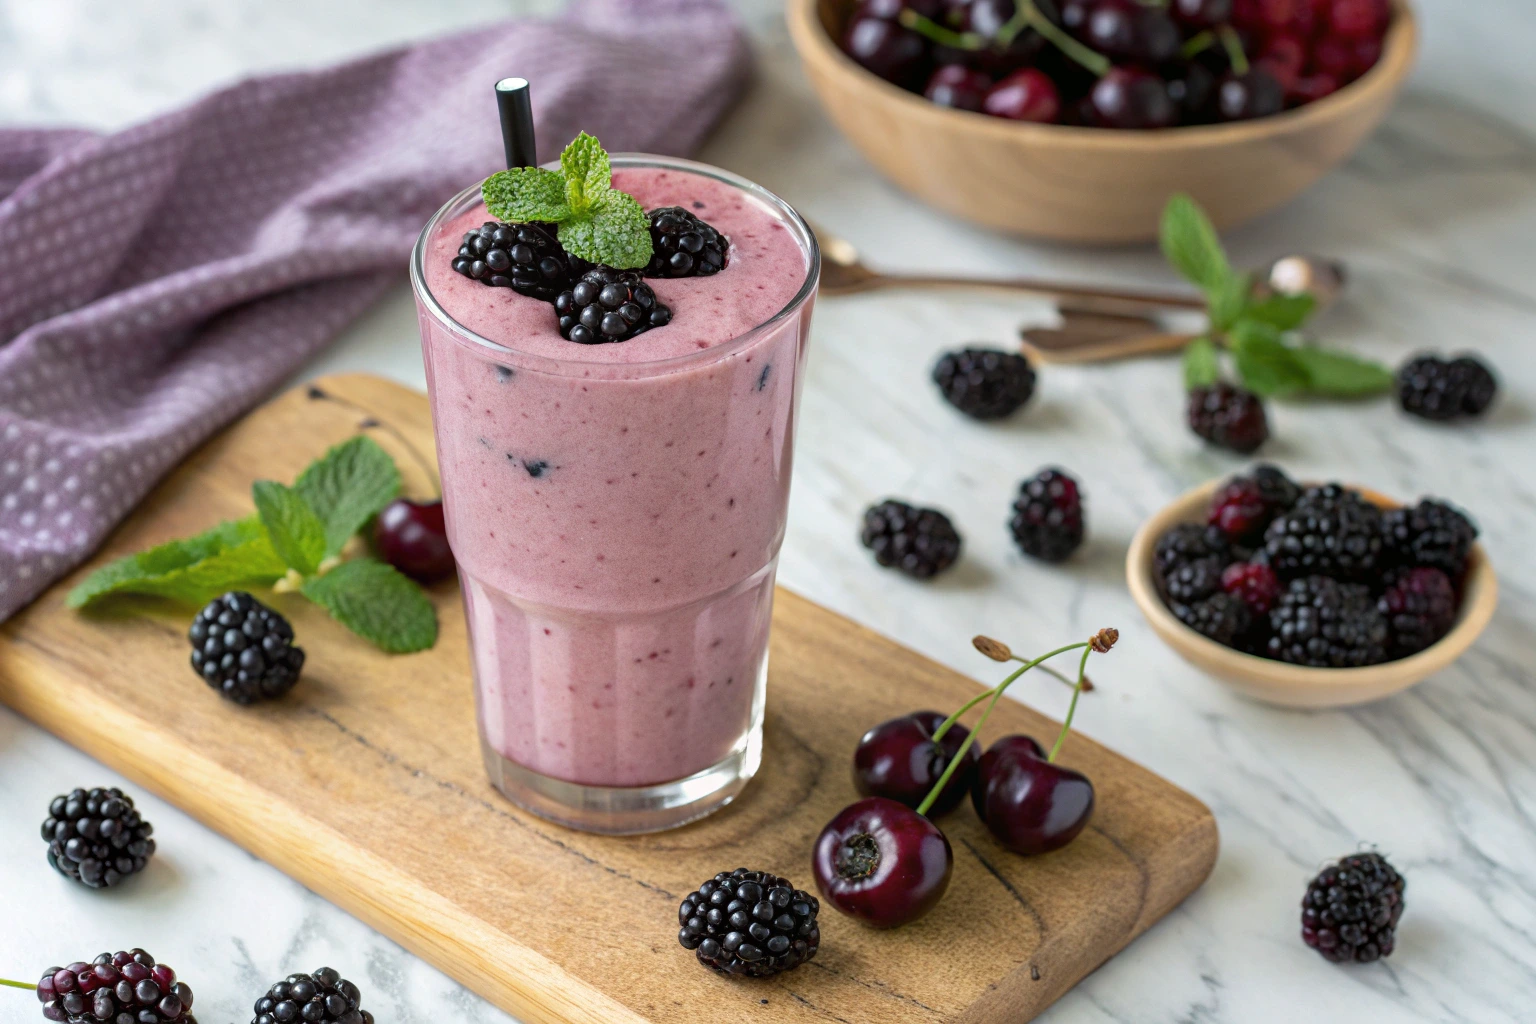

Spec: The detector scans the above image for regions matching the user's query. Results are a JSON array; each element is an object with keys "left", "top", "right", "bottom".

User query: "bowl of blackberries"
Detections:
[
  {"left": 786, "top": 0, "right": 1416, "bottom": 242},
  {"left": 1126, "top": 464, "right": 1496, "bottom": 708}
]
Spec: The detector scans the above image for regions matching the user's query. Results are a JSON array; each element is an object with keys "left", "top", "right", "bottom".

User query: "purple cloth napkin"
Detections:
[{"left": 0, "top": 0, "right": 752, "bottom": 622}]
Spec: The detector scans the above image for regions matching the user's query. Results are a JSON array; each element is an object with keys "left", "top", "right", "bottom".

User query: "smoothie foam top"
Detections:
[{"left": 424, "top": 167, "right": 810, "bottom": 365}]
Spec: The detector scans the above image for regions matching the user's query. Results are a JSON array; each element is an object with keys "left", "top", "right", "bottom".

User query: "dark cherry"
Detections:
[
  {"left": 948, "top": 0, "right": 1057, "bottom": 75},
  {"left": 982, "top": 68, "right": 1061, "bottom": 122},
  {"left": 1165, "top": 62, "right": 1216, "bottom": 123},
  {"left": 1090, "top": 67, "right": 1177, "bottom": 129},
  {"left": 841, "top": 16, "right": 929, "bottom": 87},
  {"left": 925, "top": 64, "right": 993, "bottom": 112},
  {"left": 855, "top": 0, "right": 948, "bottom": 19},
  {"left": 373, "top": 498, "right": 455, "bottom": 582},
  {"left": 1257, "top": 33, "right": 1307, "bottom": 95},
  {"left": 1080, "top": 0, "right": 1179, "bottom": 64},
  {"left": 812, "top": 797, "right": 954, "bottom": 928},
  {"left": 971, "top": 735, "right": 1095, "bottom": 855},
  {"left": 852, "top": 711, "right": 980, "bottom": 816},
  {"left": 1170, "top": 0, "right": 1232, "bottom": 28},
  {"left": 1217, "top": 68, "right": 1285, "bottom": 121}
]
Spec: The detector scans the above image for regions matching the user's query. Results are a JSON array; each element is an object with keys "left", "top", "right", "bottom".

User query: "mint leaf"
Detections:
[
  {"left": 1182, "top": 337, "right": 1221, "bottom": 389},
  {"left": 1208, "top": 272, "right": 1252, "bottom": 333},
  {"left": 253, "top": 481, "right": 327, "bottom": 575},
  {"left": 1160, "top": 194, "right": 1232, "bottom": 294},
  {"left": 68, "top": 516, "right": 287, "bottom": 607},
  {"left": 302, "top": 558, "right": 437, "bottom": 653},
  {"left": 1290, "top": 346, "right": 1394, "bottom": 396},
  {"left": 293, "top": 436, "right": 401, "bottom": 557},
  {"left": 483, "top": 167, "right": 570, "bottom": 223},
  {"left": 1230, "top": 320, "right": 1309, "bottom": 396},
  {"left": 1245, "top": 292, "right": 1316, "bottom": 331},
  {"left": 560, "top": 132, "right": 611, "bottom": 215}
]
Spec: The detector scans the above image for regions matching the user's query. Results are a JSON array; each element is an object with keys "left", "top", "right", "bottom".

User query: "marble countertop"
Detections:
[{"left": 3, "top": 1, "right": 1534, "bottom": 1021}]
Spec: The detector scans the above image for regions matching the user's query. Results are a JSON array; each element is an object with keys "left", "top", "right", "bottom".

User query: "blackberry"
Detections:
[
  {"left": 41, "top": 787, "right": 155, "bottom": 889},
  {"left": 1381, "top": 499, "right": 1477, "bottom": 578},
  {"left": 1261, "top": 485, "right": 1384, "bottom": 582},
  {"left": 252, "top": 968, "right": 372, "bottom": 1024},
  {"left": 644, "top": 207, "right": 728, "bottom": 278},
  {"left": 1153, "top": 523, "right": 1230, "bottom": 580},
  {"left": 36, "top": 950, "right": 195, "bottom": 1023},
  {"left": 451, "top": 221, "right": 588, "bottom": 300},
  {"left": 1301, "top": 852, "right": 1406, "bottom": 963},
  {"left": 1379, "top": 567, "right": 1458, "bottom": 656},
  {"left": 678, "top": 868, "right": 820, "bottom": 978},
  {"left": 1221, "top": 561, "right": 1281, "bottom": 616},
  {"left": 554, "top": 266, "right": 672, "bottom": 345},
  {"left": 1010, "top": 468, "right": 1085, "bottom": 562},
  {"left": 1267, "top": 576, "right": 1389, "bottom": 668},
  {"left": 1207, "top": 464, "right": 1300, "bottom": 542},
  {"left": 1396, "top": 353, "right": 1498, "bottom": 421},
  {"left": 931, "top": 347, "right": 1037, "bottom": 420},
  {"left": 189, "top": 592, "right": 305, "bottom": 705},
  {"left": 860, "top": 500, "right": 961, "bottom": 578},
  {"left": 1186, "top": 383, "right": 1268, "bottom": 453},
  {"left": 1163, "top": 555, "right": 1225, "bottom": 603},
  {"left": 1171, "top": 592, "right": 1251, "bottom": 647}
]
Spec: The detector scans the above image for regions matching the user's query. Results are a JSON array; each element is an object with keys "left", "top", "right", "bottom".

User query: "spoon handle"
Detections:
[{"left": 836, "top": 273, "right": 1205, "bottom": 317}]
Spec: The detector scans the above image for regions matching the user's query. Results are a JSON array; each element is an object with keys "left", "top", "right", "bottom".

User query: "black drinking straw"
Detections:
[{"left": 495, "top": 77, "right": 537, "bottom": 169}]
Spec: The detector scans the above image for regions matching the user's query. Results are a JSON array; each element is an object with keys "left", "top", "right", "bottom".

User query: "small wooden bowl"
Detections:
[
  {"left": 786, "top": 0, "right": 1418, "bottom": 243},
  {"left": 1126, "top": 479, "right": 1498, "bottom": 709}
]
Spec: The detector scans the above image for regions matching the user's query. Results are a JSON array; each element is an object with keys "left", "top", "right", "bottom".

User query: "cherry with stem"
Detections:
[{"left": 1, "top": 978, "right": 32, "bottom": 990}]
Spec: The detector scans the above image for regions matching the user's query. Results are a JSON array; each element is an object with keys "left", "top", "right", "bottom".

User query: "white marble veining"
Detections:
[{"left": 3, "top": 1, "right": 1535, "bottom": 1021}]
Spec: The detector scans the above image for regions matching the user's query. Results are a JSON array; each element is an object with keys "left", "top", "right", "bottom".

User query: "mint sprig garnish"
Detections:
[
  {"left": 482, "top": 132, "right": 653, "bottom": 270},
  {"left": 69, "top": 436, "right": 437, "bottom": 654},
  {"left": 1160, "top": 194, "right": 1392, "bottom": 398}
]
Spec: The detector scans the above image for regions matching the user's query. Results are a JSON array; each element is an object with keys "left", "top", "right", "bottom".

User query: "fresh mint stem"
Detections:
[
  {"left": 897, "top": 8, "right": 983, "bottom": 49},
  {"left": 1047, "top": 645, "right": 1094, "bottom": 763},
  {"left": 1022, "top": 1, "right": 1111, "bottom": 77},
  {"left": 1219, "top": 25, "right": 1250, "bottom": 75},
  {"left": 916, "top": 640, "right": 1091, "bottom": 817},
  {"left": 1181, "top": 29, "right": 1216, "bottom": 59},
  {"left": 0, "top": 978, "right": 33, "bottom": 990}
]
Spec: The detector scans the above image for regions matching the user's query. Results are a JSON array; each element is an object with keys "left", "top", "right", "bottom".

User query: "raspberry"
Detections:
[
  {"left": 1301, "top": 852, "right": 1405, "bottom": 963},
  {"left": 1207, "top": 464, "right": 1301, "bottom": 542},
  {"left": 1267, "top": 575, "right": 1389, "bottom": 667},
  {"left": 1010, "top": 468, "right": 1085, "bottom": 562},
  {"left": 1187, "top": 383, "right": 1269, "bottom": 453},
  {"left": 1172, "top": 592, "right": 1252, "bottom": 647},
  {"left": 931, "top": 348, "right": 1036, "bottom": 420},
  {"left": 860, "top": 500, "right": 962, "bottom": 578},
  {"left": 1327, "top": 0, "right": 1389, "bottom": 39},
  {"left": 1222, "top": 561, "right": 1281, "bottom": 615},
  {"left": 678, "top": 868, "right": 820, "bottom": 977},
  {"left": 1378, "top": 567, "right": 1458, "bottom": 656},
  {"left": 1381, "top": 499, "right": 1478, "bottom": 578},
  {"left": 1261, "top": 484, "right": 1384, "bottom": 582}
]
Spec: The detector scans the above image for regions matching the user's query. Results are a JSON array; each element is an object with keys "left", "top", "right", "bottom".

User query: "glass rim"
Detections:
[{"left": 409, "top": 154, "right": 820, "bottom": 379}]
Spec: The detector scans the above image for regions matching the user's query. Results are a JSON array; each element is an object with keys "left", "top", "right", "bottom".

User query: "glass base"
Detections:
[{"left": 479, "top": 717, "right": 763, "bottom": 835}]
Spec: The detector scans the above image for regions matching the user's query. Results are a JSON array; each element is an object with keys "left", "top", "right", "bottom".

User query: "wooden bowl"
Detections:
[
  {"left": 786, "top": 0, "right": 1418, "bottom": 243},
  {"left": 1126, "top": 479, "right": 1497, "bottom": 709}
]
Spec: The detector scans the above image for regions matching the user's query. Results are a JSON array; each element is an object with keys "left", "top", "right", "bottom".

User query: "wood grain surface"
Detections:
[{"left": 0, "top": 375, "right": 1218, "bottom": 1024}]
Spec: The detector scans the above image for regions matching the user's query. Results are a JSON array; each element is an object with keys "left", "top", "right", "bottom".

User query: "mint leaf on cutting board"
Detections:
[
  {"left": 292, "top": 435, "right": 401, "bottom": 557},
  {"left": 1230, "top": 321, "right": 1311, "bottom": 397},
  {"left": 66, "top": 516, "right": 287, "bottom": 608},
  {"left": 252, "top": 481, "right": 327, "bottom": 576},
  {"left": 301, "top": 558, "right": 438, "bottom": 654},
  {"left": 1289, "top": 346, "right": 1395, "bottom": 396}
]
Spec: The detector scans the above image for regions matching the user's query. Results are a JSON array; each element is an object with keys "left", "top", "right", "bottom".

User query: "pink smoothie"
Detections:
[{"left": 416, "top": 163, "right": 814, "bottom": 788}]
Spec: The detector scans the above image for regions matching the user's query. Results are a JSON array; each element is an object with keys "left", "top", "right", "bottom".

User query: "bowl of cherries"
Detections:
[
  {"left": 786, "top": 0, "right": 1416, "bottom": 242},
  {"left": 812, "top": 630, "right": 1114, "bottom": 928}
]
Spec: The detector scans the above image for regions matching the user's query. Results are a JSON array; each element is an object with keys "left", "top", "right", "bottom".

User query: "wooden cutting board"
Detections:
[{"left": 0, "top": 375, "right": 1217, "bottom": 1024}]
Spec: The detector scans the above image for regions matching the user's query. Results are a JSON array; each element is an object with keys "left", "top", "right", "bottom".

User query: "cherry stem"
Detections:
[
  {"left": 1181, "top": 29, "right": 1216, "bottom": 59},
  {"left": 1020, "top": 1, "right": 1112, "bottom": 77},
  {"left": 1218, "top": 25, "right": 1250, "bottom": 75},
  {"left": 0, "top": 978, "right": 33, "bottom": 990},
  {"left": 915, "top": 639, "right": 1090, "bottom": 817},
  {"left": 1012, "top": 654, "right": 1094, "bottom": 692},
  {"left": 898, "top": 9, "right": 982, "bottom": 49},
  {"left": 1046, "top": 644, "right": 1093, "bottom": 763}
]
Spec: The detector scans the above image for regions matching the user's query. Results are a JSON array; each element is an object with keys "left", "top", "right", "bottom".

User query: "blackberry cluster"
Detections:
[
  {"left": 931, "top": 348, "right": 1037, "bottom": 420},
  {"left": 42, "top": 787, "right": 156, "bottom": 889},
  {"left": 645, "top": 206, "right": 728, "bottom": 278},
  {"left": 1010, "top": 468, "right": 1085, "bottom": 562},
  {"left": 1396, "top": 353, "right": 1497, "bottom": 421},
  {"left": 36, "top": 951, "right": 195, "bottom": 1023},
  {"left": 252, "top": 968, "right": 372, "bottom": 1024},
  {"left": 678, "top": 868, "right": 821, "bottom": 978},
  {"left": 1301, "top": 852, "right": 1406, "bottom": 963},
  {"left": 1152, "top": 466, "right": 1473, "bottom": 667},
  {"left": 189, "top": 592, "right": 305, "bottom": 705},
  {"left": 451, "top": 221, "right": 588, "bottom": 299},
  {"left": 1186, "top": 383, "right": 1269, "bottom": 453},
  {"left": 554, "top": 267, "right": 672, "bottom": 345},
  {"left": 860, "top": 500, "right": 962, "bottom": 578}
]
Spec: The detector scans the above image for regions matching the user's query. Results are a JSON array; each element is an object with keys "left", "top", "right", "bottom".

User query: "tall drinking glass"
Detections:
[{"left": 410, "top": 156, "right": 818, "bottom": 834}]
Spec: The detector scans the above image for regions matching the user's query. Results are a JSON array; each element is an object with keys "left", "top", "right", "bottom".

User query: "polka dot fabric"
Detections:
[{"left": 0, "top": 0, "right": 752, "bottom": 622}]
